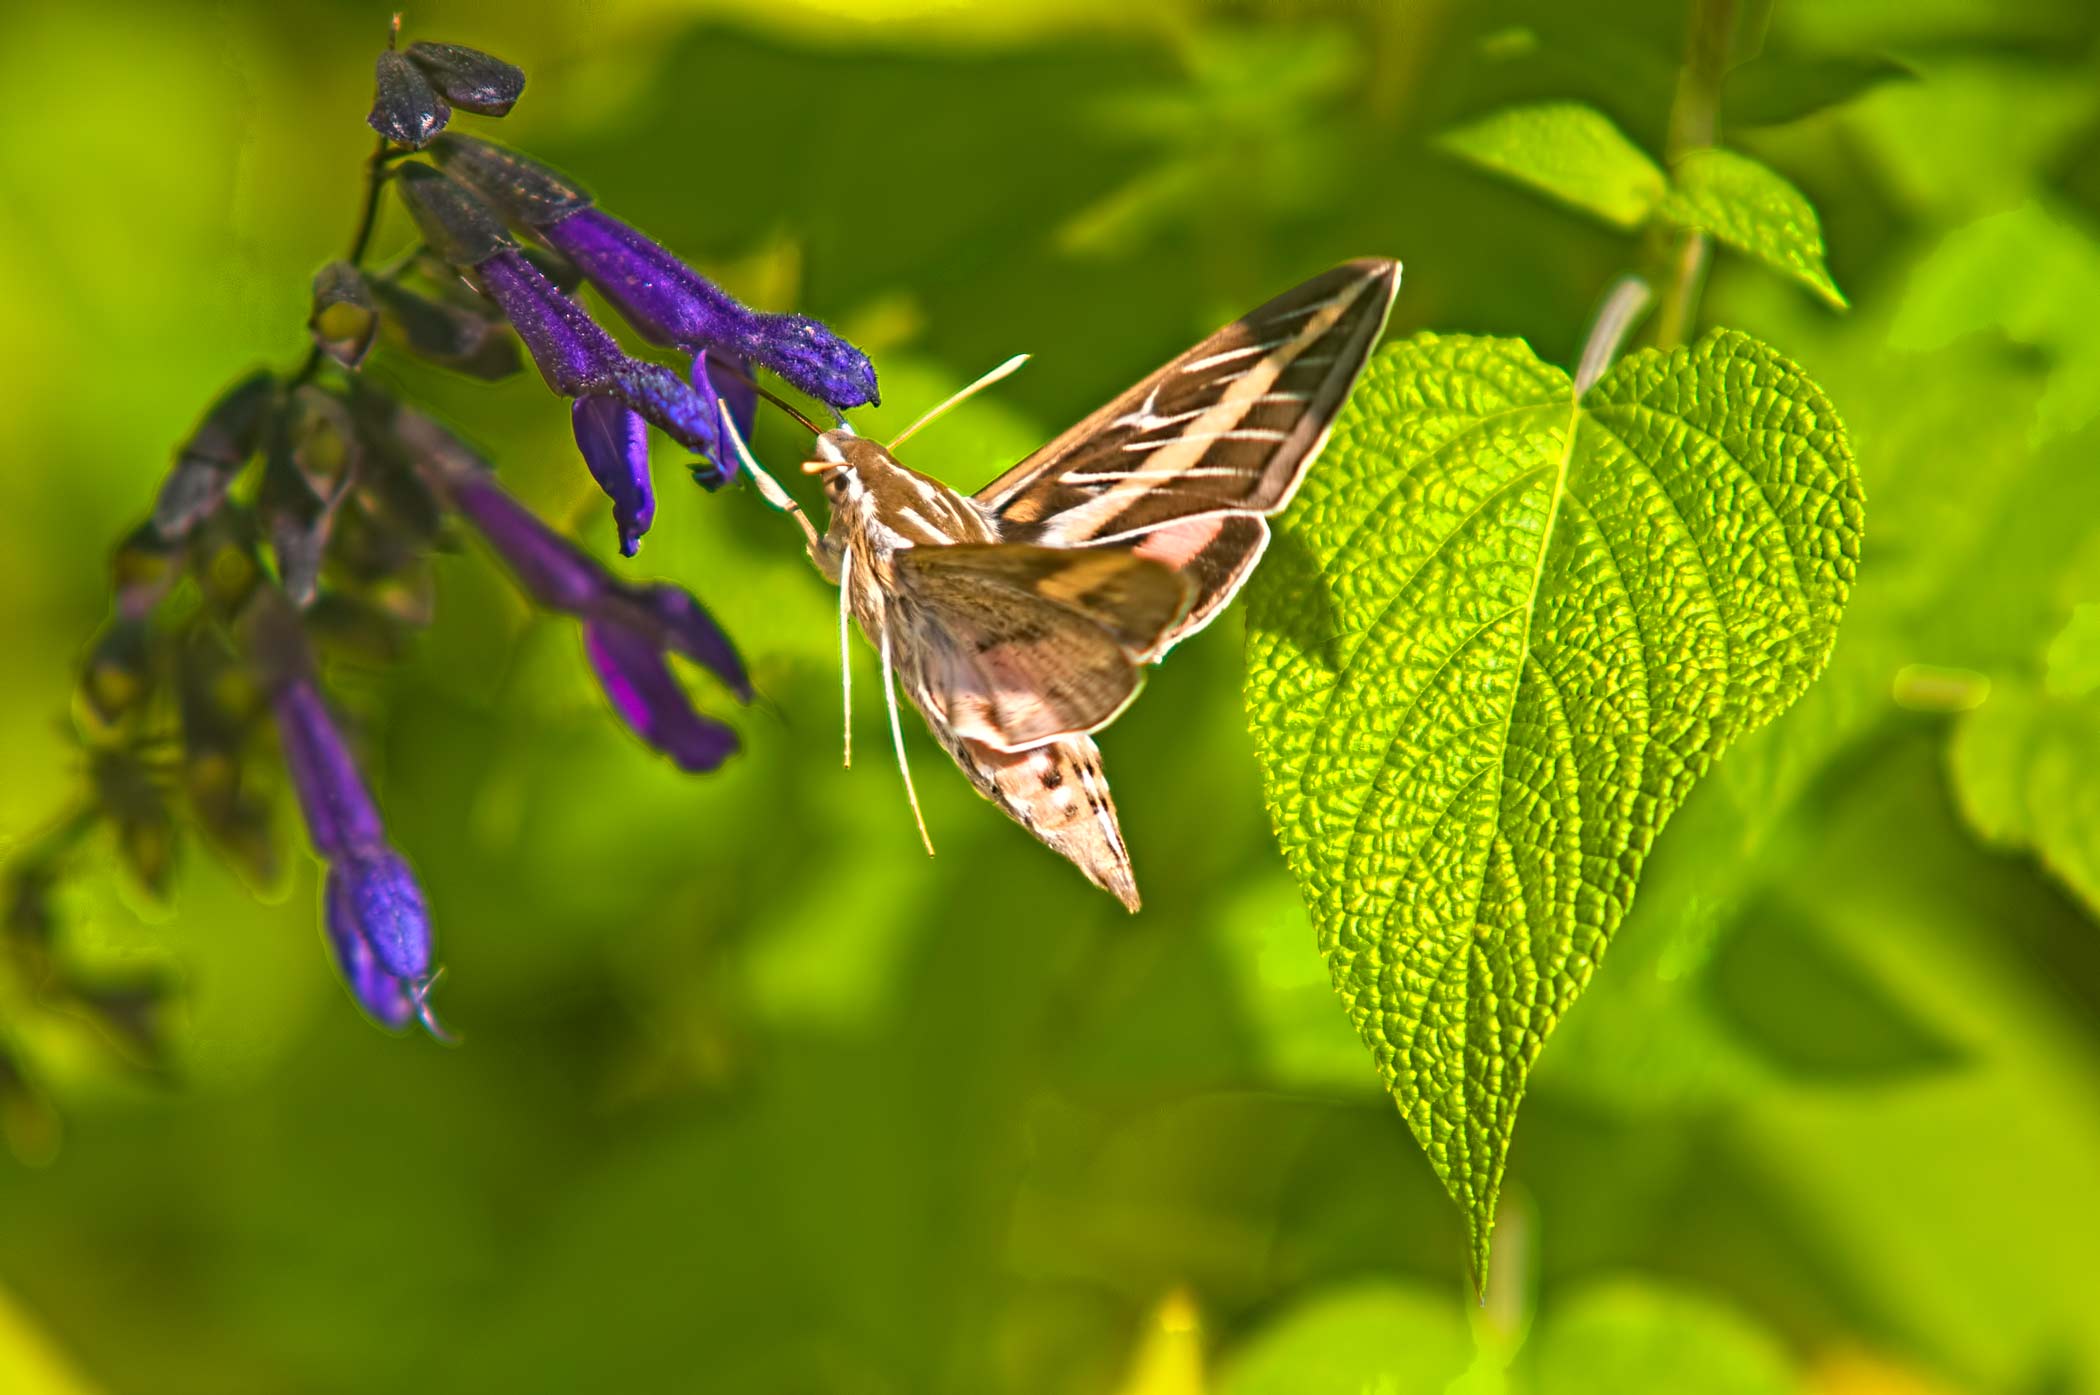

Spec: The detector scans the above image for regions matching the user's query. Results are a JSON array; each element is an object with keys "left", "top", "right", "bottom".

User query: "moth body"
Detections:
[{"left": 799, "top": 258, "right": 1401, "bottom": 911}]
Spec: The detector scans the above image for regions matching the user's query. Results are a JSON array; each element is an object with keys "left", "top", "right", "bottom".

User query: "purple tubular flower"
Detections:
[
  {"left": 325, "top": 871, "right": 414, "bottom": 1031},
  {"left": 273, "top": 678, "right": 385, "bottom": 859},
  {"left": 571, "top": 395, "right": 652, "bottom": 557},
  {"left": 538, "top": 209, "right": 879, "bottom": 410},
  {"left": 585, "top": 623, "right": 738, "bottom": 773},
  {"left": 272, "top": 673, "right": 444, "bottom": 1035},
  {"left": 334, "top": 848, "right": 432, "bottom": 980},
  {"left": 446, "top": 474, "right": 747, "bottom": 763},
  {"left": 472, "top": 250, "right": 729, "bottom": 531}
]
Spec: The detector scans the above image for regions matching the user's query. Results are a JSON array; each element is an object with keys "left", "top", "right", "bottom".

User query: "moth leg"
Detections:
[
  {"left": 880, "top": 620, "right": 936, "bottom": 857},
  {"left": 716, "top": 393, "right": 824, "bottom": 556},
  {"left": 837, "top": 544, "right": 854, "bottom": 769}
]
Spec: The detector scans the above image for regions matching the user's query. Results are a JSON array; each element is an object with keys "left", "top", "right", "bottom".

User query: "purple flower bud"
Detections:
[
  {"left": 333, "top": 848, "right": 432, "bottom": 981},
  {"left": 272, "top": 678, "right": 386, "bottom": 860},
  {"left": 584, "top": 621, "right": 738, "bottom": 773},
  {"left": 403, "top": 43, "right": 524, "bottom": 118},
  {"left": 698, "top": 350, "right": 757, "bottom": 446},
  {"left": 369, "top": 50, "right": 449, "bottom": 150},
  {"left": 537, "top": 208, "right": 879, "bottom": 410},
  {"left": 447, "top": 474, "right": 606, "bottom": 613},
  {"left": 472, "top": 251, "right": 620, "bottom": 395},
  {"left": 324, "top": 868, "right": 415, "bottom": 1030},
  {"left": 617, "top": 583, "right": 750, "bottom": 700},
  {"left": 571, "top": 394, "right": 653, "bottom": 556},
  {"left": 472, "top": 251, "right": 725, "bottom": 457}
]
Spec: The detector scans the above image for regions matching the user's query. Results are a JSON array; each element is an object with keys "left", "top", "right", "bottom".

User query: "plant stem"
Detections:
[
  {"left": 1574, "top": 275, "right": 1654, "bottom": 395},
  {"left": 1647, "top": 0, "right": 1736, "bottom": 349}
]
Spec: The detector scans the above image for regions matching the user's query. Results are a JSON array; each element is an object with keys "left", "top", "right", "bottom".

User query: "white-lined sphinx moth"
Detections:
[{"left": 745, "top": 259, "right": 1400, "bottom": 908}]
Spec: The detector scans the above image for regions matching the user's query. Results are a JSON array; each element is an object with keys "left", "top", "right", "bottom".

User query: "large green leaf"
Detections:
[
  {"left": 1436, "top": 103, "right": 1666, "bottom": 230},
  {"left": 1659, "top": 149, "right": 1848, "bottom": 308},
  {"left": 1243, "top": 330, "right": 1863, "bottom": 1281}
]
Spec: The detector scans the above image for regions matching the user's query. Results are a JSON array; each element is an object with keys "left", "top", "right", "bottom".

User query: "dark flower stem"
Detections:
[
  {"left": 1647, "top": 0, "right": 1736, "bottom": 350},
  {"left": 289, "top": 137, "right": 409, "bottom": 389}
]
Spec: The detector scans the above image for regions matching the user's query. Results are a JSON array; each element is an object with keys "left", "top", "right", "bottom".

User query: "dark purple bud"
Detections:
[
  {"left": 447, "top": 474, "right": 608, "bottom": 613},
  {"left": 404, "top": 42, "right": 524, "bottom": 118},
  {"left": 324, "top": 868, "right": 415, "bottom": 1030},
  {"left": 4, "top": 865, "right": 58, "bottom": 952},
  {"left": 473, "top": 250, "right": 622, "bottom": 395},
  {"left": 618, "top": 584, "right": 750, "bottom": 700},
  {"left": 155, "top": 372, "right": 276, "bottom": 537},
  {"left": 113, "top": 521, "right": 181, "bottom": 620},
  {"left": 369, "top": 50, "right": 450, "bottom": 149},
  {"left": 602, "top": 360, "right": 723, "bottom": 460},
  {"left": 89, "top": 751, "right": 177, "bottom": 899},
  {"left": 571, "top": 394, "right": 653, "bottom": 556},
  {"left": 258, "top": 443, "right": 332, "bottom": 607},
  {"left": 188, "top": 510, "right": 264, "bottom": 621},
  {"left": 305, "top": 590, "right": 414, "bottom": 666},
  {"left": 539, "top": 209, "right": 879, "bottom": 409},
  {"left": 177, "top": 634, "right": 277, "bottom": 886},
  {"left": 430, "top": 133, "right": 592, "bottom": 227},
  {"left": 742, "top": 310, "right": 881, "bottom": 411},
  {"left": 584, "top": 621, "right": 738, "bottom": 773},
  {"left": 81, "top": 618, "right": 155, "bottom": 727},
  {"left": 332, "top": 848, "right": 432, "bottom": 980},
  {"left": 309, "top": 261, "right": 378, "bottom": 370},
  {"left": 368, "top": 277, "right": 522, "bottom": 379},
  {"left": 272, "top": 677, "right": 386, "bottom": 861},
  {"left": 395, "top": 164, "right": 513, "bottom": 269},
  {"left": 64, "top": 972, "right": 175, "bottom": 1066}
]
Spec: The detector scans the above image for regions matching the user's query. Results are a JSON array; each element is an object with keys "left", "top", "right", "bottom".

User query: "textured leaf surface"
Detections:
[
  {"left": 1661, "top": 149, "right": 1847, "bottom": 308},
  {"left": 1437, "top": 103, "right": 1666, "bottom": 230},
  {"left": 1244, "top": 330, "right": 1862, "bottom": 1279}
]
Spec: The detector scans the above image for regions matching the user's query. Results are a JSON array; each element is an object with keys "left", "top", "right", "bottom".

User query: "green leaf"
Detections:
[
  {"left": 1437, "top": 103, "right": 1666, "bottom": 230},
  {"left": 1213, "top": 1281, "right": 1473, "bottom": 1395},
  {"left": 1660, "top": 149, "right": 1848, "bottom": 308},
  {"left": 1891, "top": 201, "right": 2100, "bottom": 444},
  {"left": 2045, "top": 602, "right": 2100, "bottom": 699},
  {"left": 1528, "top": 1279, "right": 1794, "bottom": 1395},
  {"left": 1722, "top": 50, "right": 1914, "bottom": 127},
  {"left": 1950, "top": 678, "right": 2100, "bottom": 919},
  {"left": 1243, "top": 330, "right": 1863, "bottom": 1282}
]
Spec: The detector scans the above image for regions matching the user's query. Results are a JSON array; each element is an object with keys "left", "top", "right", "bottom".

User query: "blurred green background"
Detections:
[{"left": 4, "top": 0, "right": 2100, "bottom": 1391}]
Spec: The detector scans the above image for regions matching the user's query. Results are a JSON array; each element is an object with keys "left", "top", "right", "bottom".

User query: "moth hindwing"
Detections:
[{"left": 806, "top": 258, "right": 1401, "bottom": 909}]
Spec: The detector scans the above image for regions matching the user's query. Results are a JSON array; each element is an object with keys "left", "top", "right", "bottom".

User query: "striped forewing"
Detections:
[{"left": 976, "top": 258, "right": 1400, "bottom": 548}]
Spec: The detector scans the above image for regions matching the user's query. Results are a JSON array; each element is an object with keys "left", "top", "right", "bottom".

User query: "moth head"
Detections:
[{"left": 803, "top": 429, "right": 899, "bottom": 506}]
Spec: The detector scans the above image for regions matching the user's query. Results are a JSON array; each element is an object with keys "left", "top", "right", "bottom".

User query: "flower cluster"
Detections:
[{"left": 0, "top": 26, "right": 875, "bottom": 1084}]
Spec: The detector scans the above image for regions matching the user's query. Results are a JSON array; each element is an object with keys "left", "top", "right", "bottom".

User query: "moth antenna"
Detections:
[
  {"left": 717, "top": 395, "right": 823, "bottom": 553},
  {"left": 837, "top": 544, "right": 854, "bottom": 769},
  {"left": 889, "top": 353, "right": 1031, "bottom": 450},
  {"left": 879, "top": 621, "right": 935, "bottom": 857}
]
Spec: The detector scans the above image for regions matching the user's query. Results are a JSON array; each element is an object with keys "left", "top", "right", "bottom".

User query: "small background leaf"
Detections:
[
  {"left": 1950, "top": 680, "right": 2100, "bottom": 919},
  {"left": 1245, "top": 329, "right": 1863, "bottom": 1280},
  {"left": 1660, "top": 148, "right": 1848, "bottom": 307},
  {"left": 1437, "top": 102, "right": 1666, "bottom": 230},
  {"left": 1528, "top": 1279, "right": 1795, "bottom": 1395},
  {"left": 1212, "top": 1281, "right": 1472, "bottom": 1395}
]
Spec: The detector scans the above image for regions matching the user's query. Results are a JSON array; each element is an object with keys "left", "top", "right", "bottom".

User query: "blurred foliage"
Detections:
[{"left": 1, "top": 0, "right": 2099, "bottom": 1392}]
